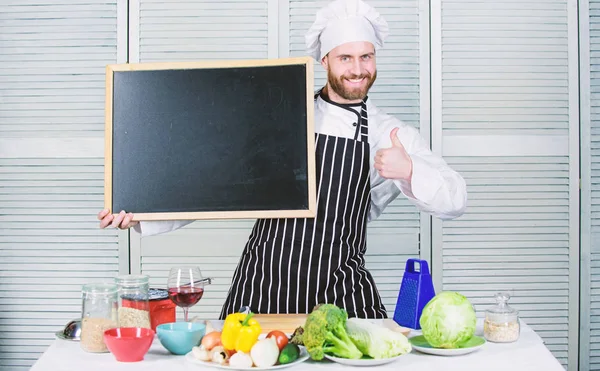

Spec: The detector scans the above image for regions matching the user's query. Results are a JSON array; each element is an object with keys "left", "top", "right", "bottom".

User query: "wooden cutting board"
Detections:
[
  {"left": 381, "top": 318, "right": 412, "bottom": 337},
  {"left": 253, "top": 314, "right": 308, "bottom": 335}
]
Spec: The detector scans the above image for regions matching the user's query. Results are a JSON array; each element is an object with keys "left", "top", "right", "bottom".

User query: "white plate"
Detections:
[
  {"left": 185, "top": 346, "right": 310, "bottom": 370},
  {"left": 323, "top": 353, "right": 407, "bottom": 366},
  {"left": 409, "top": 335, "right": 486, "bottom": 356}
]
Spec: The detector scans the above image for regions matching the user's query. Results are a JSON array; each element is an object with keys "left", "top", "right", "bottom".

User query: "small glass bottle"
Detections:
[
  {"left": 80, "top": 283, "right": 118, "bottom": 353},
  {"left": 484, "top": 292, "right": 520, "bottom": 343},
  {"left": 115, "top": 274, "right": 151, "bottom": 329}
]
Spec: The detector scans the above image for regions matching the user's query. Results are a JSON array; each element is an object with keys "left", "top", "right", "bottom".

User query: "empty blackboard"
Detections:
[{"left": 104, "top": 57, "right": 316, "bottom": 221}]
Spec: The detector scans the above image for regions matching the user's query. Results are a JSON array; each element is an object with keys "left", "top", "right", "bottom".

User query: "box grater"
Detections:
[{"left": 392, "top": 259, "right": 436, "bottom": 330}]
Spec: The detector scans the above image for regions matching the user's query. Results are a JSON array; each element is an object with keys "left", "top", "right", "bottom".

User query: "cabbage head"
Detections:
[{"left": 419, "top": 291, "right": 476, "bottom": 349}]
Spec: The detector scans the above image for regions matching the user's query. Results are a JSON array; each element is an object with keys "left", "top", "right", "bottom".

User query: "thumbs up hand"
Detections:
[{"left": 374, "top": 127, "right": 413, "bottom": 181}]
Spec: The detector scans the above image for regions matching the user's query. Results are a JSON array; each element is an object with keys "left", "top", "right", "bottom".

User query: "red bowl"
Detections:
[{"left": 103, "top": 327, "right": 155, "bottom": 362}]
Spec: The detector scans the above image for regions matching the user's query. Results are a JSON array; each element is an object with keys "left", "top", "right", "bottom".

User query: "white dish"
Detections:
[
  {"left": 185, "top": 346, "right": 310, "bottom": 370},
  {"left": 323, "top": 353, "right": 407, "bottom": 366}
]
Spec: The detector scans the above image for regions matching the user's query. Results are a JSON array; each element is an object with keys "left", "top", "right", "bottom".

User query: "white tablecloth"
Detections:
[{"left": 31, "top": 320, "right": 565, "bottom": 371}]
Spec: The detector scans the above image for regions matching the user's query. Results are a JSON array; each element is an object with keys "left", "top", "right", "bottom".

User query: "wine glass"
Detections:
[{"left": 167, "top": 266, "right": 209, "bottom": 322}]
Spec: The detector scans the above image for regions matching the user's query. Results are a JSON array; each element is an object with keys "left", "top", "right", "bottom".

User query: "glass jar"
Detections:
[
  {"left": 484, "top": 292, "right": 520, "bottom": 343},
  {"left": 80, "top": 283, "right": 118, "bottom": 353},
  {"left": 148, "top": 288, "right": 176, "bottom": 331},
  {"left": 115, "top": 274, "right": 151, "bottom": 329}
]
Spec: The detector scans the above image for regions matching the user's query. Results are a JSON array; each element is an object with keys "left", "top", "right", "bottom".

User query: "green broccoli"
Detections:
[{"left": 303, "top": 303, "right": 363, "bottom": 360}]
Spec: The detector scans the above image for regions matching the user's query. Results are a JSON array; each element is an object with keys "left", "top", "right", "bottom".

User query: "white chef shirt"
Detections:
[
  {"left": 134, "top": 94, "right": 467, "bottom": 237},
  {"left": 314, "top": 94, "right": 467, "bottom": 222}
]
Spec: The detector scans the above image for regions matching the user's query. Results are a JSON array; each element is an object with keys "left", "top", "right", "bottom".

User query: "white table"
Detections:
[{"left": 31, "top": 320, "right": 565, "bottom": 371}]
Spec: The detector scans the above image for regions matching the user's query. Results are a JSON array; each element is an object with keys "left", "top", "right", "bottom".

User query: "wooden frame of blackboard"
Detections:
[{"left": 104, "top": 57, "right": 316, "bottom": 221}]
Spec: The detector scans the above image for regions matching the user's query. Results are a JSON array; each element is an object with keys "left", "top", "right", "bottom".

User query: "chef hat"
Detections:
[{"left": 305, "top": 0, "right": 389, "bottom": 61}]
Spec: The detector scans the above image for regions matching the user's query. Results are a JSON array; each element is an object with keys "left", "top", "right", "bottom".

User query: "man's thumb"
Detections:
[{"left": 390, "top": 127, "right": 403, "bottom": 148}]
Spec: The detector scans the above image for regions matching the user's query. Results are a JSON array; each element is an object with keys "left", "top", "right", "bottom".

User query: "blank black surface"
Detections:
[{"left": 111, "top": 64, "right": 309, "bottom": 214}]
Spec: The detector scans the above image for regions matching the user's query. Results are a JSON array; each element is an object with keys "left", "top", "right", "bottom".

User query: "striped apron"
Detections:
[{"left": 219, "top": 96, "right": 387, "bottom": 319}]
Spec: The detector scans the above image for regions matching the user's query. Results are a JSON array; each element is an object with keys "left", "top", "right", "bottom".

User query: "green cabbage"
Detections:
[
  {"left": 345, "top": 318, "right": 412, "bottom": 359},
  {"left": 419, "top": 291, "right": 477, "bottom": 349}
]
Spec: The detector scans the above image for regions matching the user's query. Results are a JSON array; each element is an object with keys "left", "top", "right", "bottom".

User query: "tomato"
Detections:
[{"left": 266, "top": 330, "right": 289, "bottom": 351}]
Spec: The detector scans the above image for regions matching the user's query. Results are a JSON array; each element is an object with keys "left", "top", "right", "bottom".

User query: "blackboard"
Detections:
[{"left": 104, "top": 57, "right": 316, "bottom": 221}]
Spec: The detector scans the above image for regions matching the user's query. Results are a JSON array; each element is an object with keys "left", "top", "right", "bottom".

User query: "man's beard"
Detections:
[{"left": 327, "top": 69, "right": 377, "bottom": 101}]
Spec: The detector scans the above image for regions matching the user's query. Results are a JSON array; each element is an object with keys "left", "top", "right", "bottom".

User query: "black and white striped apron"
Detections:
[{"left": 219, "top": 96, "right": 387, "bottom": 320}]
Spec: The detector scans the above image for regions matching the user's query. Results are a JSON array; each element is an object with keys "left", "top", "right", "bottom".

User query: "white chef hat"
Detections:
[{"left": 305, "top": 0, "right": 389, "bottom": 61}]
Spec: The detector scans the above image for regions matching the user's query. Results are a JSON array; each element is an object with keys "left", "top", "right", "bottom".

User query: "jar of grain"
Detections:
[
  {"left": 115, "top": 274, "right": 151, "bottom": 329},
  {"left": 484, "top": 292, "right": 520, "bottom": 343},
  {"left": 80, "top": 283, "right": 118, "bottom": 353}
]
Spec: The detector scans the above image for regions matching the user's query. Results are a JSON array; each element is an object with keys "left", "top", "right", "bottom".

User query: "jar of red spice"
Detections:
[{"left": 148, "top": 288, "right": 176, "bottom": 331}]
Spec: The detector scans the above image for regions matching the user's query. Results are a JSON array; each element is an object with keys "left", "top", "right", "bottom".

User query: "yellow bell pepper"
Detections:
[{"left": 221, "top": 311, "right": 262, "bottom": 353}]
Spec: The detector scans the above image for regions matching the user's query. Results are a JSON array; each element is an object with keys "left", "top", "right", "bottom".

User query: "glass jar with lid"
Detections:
[
  {"left": 483, "top": 292, "right": 520, "bottom": 343},
  {"left": 80, "top": 283, "right": 118, "bottom": 353},
  {"left": 115, "top": 274, "right": 151, "bottom": 329}
]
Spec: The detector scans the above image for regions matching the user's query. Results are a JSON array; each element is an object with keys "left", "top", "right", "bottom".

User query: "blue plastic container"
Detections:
[{"left": 392, "top": 259, "right": 436, "bottom": 330}]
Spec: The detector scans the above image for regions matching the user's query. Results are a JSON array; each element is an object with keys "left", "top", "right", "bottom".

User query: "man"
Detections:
[{"left": 98, "top": 0, "right": 467, "bottom": 319}]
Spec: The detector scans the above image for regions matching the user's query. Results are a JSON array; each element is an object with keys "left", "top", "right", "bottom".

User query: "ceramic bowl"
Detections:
[
  {"left": 156, "top": 322, "right": 205, "bottom": 355},
  {"left": 103, "top": 327, "right": 155, "bottom": 362}
]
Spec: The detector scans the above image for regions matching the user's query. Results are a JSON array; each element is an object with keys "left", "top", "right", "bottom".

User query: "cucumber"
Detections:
[{"left": 278, "top": 343, "right": 300, "bottom": 364}]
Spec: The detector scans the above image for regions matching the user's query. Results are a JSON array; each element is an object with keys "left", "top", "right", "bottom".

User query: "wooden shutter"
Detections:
[
  {"left": 131, "top": 0, "right": 271, "bottom": 320},
  {"left": 286, "top": 0, "right": 427, "bottom": 315},
  {"left": 0, "top": 1, "right": 125, "bottom": 369},
  {"left": 432, "top": 0, "right": 578, "bottom": 368},
  {"left": 582, "top": 0, "right": 600, "bottom": 369}
]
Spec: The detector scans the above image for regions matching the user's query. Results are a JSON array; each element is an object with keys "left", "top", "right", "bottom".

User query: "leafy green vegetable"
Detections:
[
  {"left": 345, "top": 318, "right": 412, "bottom": 359},
  {"left": 289, "top": 326, "right": 304, "bottom": 346},
  {"left": 419, "top": 291, "right": 477, "bottom": 349},
  {"left": 303, "top": 303, "right": 363, "bottom": 360}
]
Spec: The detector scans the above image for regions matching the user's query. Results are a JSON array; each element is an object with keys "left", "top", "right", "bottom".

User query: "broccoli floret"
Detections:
[{"left": 303, "top": 304, "right": 363, "bottom": 360}]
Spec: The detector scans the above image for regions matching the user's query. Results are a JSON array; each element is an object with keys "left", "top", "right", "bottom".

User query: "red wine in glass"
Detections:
[
  {"left": 167, "top": 266, "right": 207, "bottom": 321},
  {"left": 168, "top": 286, "right": 204, "bottom": 308}
]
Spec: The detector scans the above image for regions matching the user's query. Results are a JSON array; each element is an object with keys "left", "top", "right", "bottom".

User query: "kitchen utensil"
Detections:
[
  {"left": 393, "top": 259, "right": 435, "bottom": 330},
  {"left": 55, "top": 319, "right": 82, "bottom": 341}
]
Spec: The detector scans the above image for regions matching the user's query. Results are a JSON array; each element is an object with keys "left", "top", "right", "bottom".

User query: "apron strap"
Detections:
[{"left": 353, "top": 99, "right": 369, "bottom": 142}]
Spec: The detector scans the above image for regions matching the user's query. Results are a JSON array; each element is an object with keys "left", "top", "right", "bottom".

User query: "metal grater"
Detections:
[{"left": 392, "top": 259, "right": 436, "bottom": 330}]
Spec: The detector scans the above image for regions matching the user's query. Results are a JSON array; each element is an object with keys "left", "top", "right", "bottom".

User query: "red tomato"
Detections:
[{"left": 266, "top": 330, "right": 289, "bottom": 351}]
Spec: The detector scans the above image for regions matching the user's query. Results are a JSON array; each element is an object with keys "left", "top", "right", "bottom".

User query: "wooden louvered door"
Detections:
[
  {"left": 431, "top": 0, "right": 579, "bottom": 369},
  {"left": 0, "top": 1, "right": 128, "bottom": 369}
]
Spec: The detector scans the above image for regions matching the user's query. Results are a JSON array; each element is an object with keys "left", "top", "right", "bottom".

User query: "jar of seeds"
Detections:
[
  {"left": 115, "top": 274, "right": 151, "bottom": 329},
  {"left": 80, "top": 283, "right": 118, "bottom": 353},
  {"left": 484, "top": 292, "right": 520, "bottom": 343}
]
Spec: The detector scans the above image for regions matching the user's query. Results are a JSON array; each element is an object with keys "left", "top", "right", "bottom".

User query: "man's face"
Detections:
[{"left": 321, "top": 41, "right": 377, "bottom": 104}]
